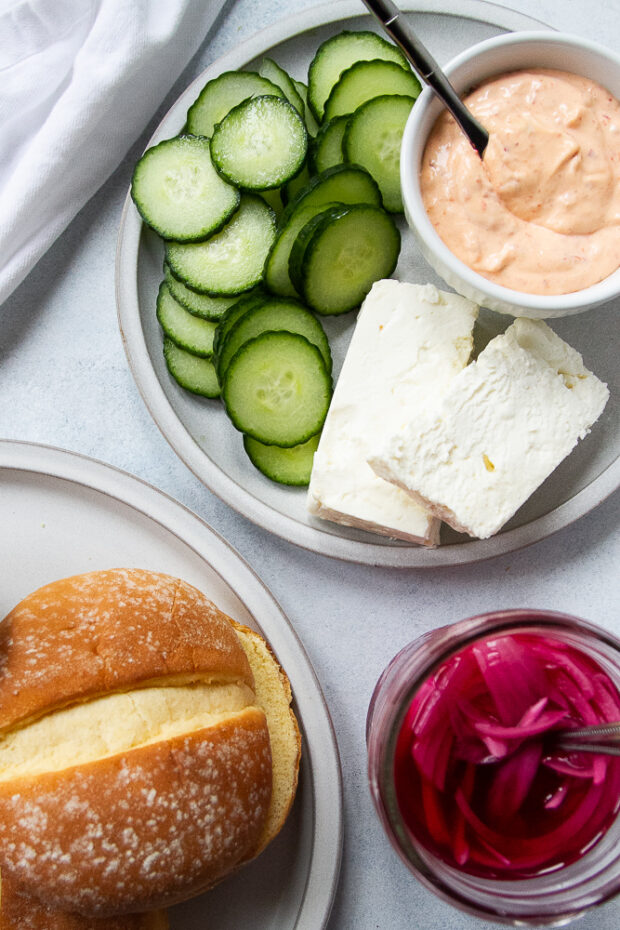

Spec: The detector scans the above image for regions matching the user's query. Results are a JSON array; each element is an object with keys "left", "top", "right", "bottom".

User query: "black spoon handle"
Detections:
[{"left": 360, "top": 0, "right": 489, "bottom": 157}]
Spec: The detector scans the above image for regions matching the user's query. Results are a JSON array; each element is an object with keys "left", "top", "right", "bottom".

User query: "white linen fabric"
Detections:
[{"left": 0, "top": 0, "right": 228, "bottom": 305}]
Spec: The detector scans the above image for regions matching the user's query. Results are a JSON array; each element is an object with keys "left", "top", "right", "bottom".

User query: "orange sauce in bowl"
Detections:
[{"left": 421, "top": 69, "right": 620, "bottom": 295}]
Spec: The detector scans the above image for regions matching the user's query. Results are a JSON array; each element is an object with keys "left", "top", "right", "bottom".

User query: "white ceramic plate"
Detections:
[
  {"left": 0, "top": 439, "right": 342, "bottom": 930},
  {"left": 116, "top": 0, "right": 620, "bottom": 568}
]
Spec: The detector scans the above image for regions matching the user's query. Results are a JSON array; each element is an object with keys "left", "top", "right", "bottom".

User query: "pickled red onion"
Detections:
[{"left": 393, "top": 632, "right": 620, "bottom": 877}]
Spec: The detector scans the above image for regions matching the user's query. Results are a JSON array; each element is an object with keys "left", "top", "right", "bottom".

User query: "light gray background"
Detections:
[{"left": 1, "top": 1, "right": 619, "bottom": 928}]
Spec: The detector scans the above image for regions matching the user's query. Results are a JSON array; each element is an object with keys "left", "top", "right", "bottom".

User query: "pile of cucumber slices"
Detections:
[{"left": 131, "top": 29, "right": 421, "bottom": 486}]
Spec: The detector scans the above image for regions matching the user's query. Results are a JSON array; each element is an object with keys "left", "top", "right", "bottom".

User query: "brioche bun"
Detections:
[
  {"left": 0, "top": 871, "right": 168, "bottom": 929},
  {"left": 0, "top": 569, "right": 300, "bottom": 918}
]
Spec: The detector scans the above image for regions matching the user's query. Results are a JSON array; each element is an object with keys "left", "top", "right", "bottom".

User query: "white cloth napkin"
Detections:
[{"left": 0, "top": 0, "right": 228, "bottom": 306}]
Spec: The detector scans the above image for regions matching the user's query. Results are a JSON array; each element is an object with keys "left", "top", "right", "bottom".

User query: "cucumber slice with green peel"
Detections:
[
  {"left": 210, "top": 95, "right": 308, "bottom": 190},
  {"left": 244, "top": 432, "right": 320, "bottom": 486},
  {"left": 216, "top": 297, "right": 332, "bottom": 383},
  {"left": 307, "top": 30, "right": 410, "bottom": 121},
  {"left": 343, "top": 94, "right": 415, "bottom": 213},
  {"left": 258, "top": 187, "right": 283, "bottom": 216},
  {"left": 324, "top": 59, "right": 421, "bottom": 121},
  {"left": 264, "top": 201, "right": 341, "bottom": 298},
  {"left": 186, "top": 70, "right": 285, "bottom": 138},
  {"left": 212, "top": 289, "right": 267, "bottom": 362},
  {"left": 163, "top": 263, "right": 236, "bottom": 320},
  {"left": 156, "top": 283, "right": 216, "bottom": 356},
  {"left": 166, "top": 194, "right": 276, "bottom": 295},
  {"left": 281, "top": 161, "right": 312, "bottom": 208},
  {"left": 163, "top": 338, "right": 221, "bottom": 397},
  {"left": 311, "top": 116, "right": 347, "bottom": 174},
  {"left": 279, "top": 163, "right": 382, "bottom": 228},
  {"left": 288, "top": 207, "right": 339, "bottom": 298},
  {"left": 289, "top": 203, "right": 400, "bottom": 315},
  {"left": 293, "top": 79, "right": 319, "bottom": 136},
  {"left": 259, "top": 58, "right": 305, "bottom": 115},
  {"left": 131, "top": 135, "right": 239, "bottom": 241},
  {"left": 222, "top": 331, "right": 332, "bottom": 447}
]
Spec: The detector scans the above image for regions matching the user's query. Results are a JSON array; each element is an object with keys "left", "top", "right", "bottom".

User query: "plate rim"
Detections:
[
  {"left": 115, "top": 0, "right": 619, "bottom": 568},
  {"left": 0, "top": 437, "right": 343, "bottom": 929}
]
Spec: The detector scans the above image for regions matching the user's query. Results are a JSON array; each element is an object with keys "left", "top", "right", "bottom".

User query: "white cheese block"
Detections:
[
  {"left": 306, "top": 280, "right": 478, "bottom": 546},
  {"left": 369, "top": 318, "right": 609, "bottom": 540}
]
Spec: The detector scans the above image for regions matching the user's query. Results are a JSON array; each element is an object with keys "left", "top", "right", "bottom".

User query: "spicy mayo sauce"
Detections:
[{"left": 420, "top": 69, "right": 620, "bottom": 295}]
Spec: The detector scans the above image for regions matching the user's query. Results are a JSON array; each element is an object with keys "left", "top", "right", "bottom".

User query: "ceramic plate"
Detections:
[
  {"left": 0, "top": 439, "right": 342, "bottom": 929},
  {"left": 116, "top": 0, "right": 619, "bottom": 567}
]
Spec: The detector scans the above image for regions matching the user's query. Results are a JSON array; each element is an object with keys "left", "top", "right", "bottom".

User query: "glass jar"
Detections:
[{"left": 366, "top": 609, "right": 620, "bottom": 926}]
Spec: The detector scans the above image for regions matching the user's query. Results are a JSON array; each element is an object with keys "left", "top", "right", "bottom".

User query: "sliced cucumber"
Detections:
[
  {"left": 293, "top": 79, "right": 319, "bottom": 136},
  {"left": 244, "top": 432, "right": 320, "bottom": 486},
  {"left": 166, "top": 194, "right": 276, "bottom": 295},
  {"left": 163, "top": 338, "right": 220, "bottom": 397},
  {"left": 163, "top": 263, "right": 236, "bottom": 320},
  {"left": 343, "top": 94, "right": 415, "bottom": 212},
  {"left": 258, "top": 187, "right": 283, "bottom": 216},
  {"left": 210, "top": 95, "right": 308, "bottom": 190},
  {"left": 307, "top": 30, "right": 410, "bottom": 121},
  {"left": 311, "top": 116, "right": 348, "bottom": 174},
  {"left": 186, "top": 70, "right": 285, "bottom": 138},
  {"left": 131, "top": 135, "right": 239, "bottom": 241},
  {"left": 324, "top": 59, "right": 421, "bottom": 121},
  {"left": 259, "top": 58, "right": 305, "bottom": 115},
  {"left": 222, "top": 331, "right": 332, "bottom": 446},
  {"left": 289, "top": 203, "right": 400, "bottom": 315},
  {"left": 264, "top": 200, "right": 341, "bottom": 298},
  {"left": 156, "top": 283, "right": 216, "bottom": 356},
  {"left": 280, "top": 163, "right": 382, "bottom": 227},
  {"left": 288, "top": 207, "right": 338, "bottom": 298},
  {"left": 281, "top": 161, "right": 312, "bottom": 208},
  {"left": 212, "top": 289, "right": 267, "bottom": 363},
  {"left": 216, "top": 296, "right": 332, "bottom": 383}
]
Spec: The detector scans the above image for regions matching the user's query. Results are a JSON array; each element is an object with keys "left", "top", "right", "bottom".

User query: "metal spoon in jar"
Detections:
[
  {"left": 360, "top": 0, "right": 489, "bottom": 157},
  {"left": 549, "top": 721, "right": 620, "bottom": 757}
]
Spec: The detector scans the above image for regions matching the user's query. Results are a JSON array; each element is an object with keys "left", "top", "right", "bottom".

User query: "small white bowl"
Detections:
[{"left": 400, "top": 32, "right": 620, "bottom": 318}]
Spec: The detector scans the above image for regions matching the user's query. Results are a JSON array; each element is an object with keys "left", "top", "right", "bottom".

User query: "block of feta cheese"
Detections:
[
  {"left": 306, "top": 280, "right": 478, "bottom": 546},
  {"left": 369, "top": 318, "right": 609, "bottom": 539}
]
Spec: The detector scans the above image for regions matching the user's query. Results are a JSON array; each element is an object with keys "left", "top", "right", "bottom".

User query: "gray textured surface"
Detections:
[{"left": 1, "top": 1, "right": 619, "bottom": 928}]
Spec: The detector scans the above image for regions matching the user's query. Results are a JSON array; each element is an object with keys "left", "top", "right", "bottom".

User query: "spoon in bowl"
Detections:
[{"left": 360, "top": 0, "right": 489, "bottom": 157}]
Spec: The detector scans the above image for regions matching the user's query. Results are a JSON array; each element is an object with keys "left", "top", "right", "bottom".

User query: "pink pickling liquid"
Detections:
[
  {"left": 393, "top": 632, "right": 620, "bottom": 878},
  {"left": 420, "top": 69, "right": 620, "bottom": 295}
]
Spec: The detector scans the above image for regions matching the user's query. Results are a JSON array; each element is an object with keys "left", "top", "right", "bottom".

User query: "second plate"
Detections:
[{"left": 0, "top": 439, "right": 342, "bottom": 929}]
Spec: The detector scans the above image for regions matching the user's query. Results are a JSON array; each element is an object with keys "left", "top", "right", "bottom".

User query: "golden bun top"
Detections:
[
  {"left": 0, "top": 569, "right": 300, "bottom": 919},
  {"left": 0, "top": 568, "right": 254, "bottom": 734}
]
